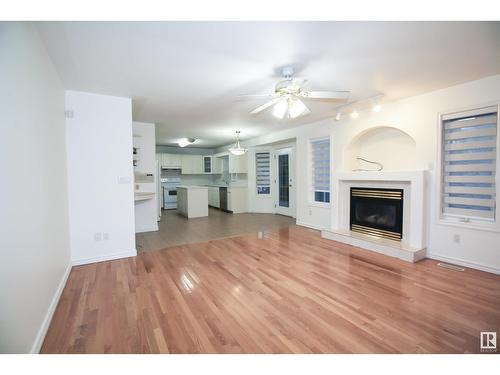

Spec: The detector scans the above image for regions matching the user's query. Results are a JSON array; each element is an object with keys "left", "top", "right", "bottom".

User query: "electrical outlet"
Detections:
[
  {"left": 453, "top": 234, "right": 461, "bottom": 243},
  {"left": 103, "top": 232, "right": 109, "bottom": 241},
  {"left": 94, "top": 232, "right": 102, "bottom": 241}
]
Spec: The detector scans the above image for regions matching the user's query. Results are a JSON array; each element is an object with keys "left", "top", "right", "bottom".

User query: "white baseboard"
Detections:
[
  {"left": 30, "top": 262, "right": 72, "bottom": 353},
  {"left": 296, "top": 220, "right": 327, "bottom": 231},
  {"left": 135, "top": 224, "right": 159, "bottom": 234},
  {"left": 72, "top": 249, "right": 137, "bottom": 266},
  {"left": 247, "top": 208, "right": 276, "bottom": 214},
  {"left": 426, "top": 253, "right": 500, "bottom": 275}
]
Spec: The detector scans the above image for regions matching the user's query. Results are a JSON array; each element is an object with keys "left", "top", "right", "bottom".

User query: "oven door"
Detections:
[{"left": 163, "top": 187, "right": 178, "bottom": 209}]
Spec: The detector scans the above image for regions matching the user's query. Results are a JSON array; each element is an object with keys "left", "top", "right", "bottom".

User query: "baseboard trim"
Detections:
[
  {"left": 135, "top": 224, "right": 159, "bottom": 234},
  {"left": 30, "top": 262, "right": 72, "bottom": 354},
  {"left": 72, "top": 249, "right": 137, "bottom": 266},
  {"left": 247, "top": 209, "right": 276, "bottom": 214},
  {"left": 426, "top": 253, "right": 500, "bottom": 275},
  {"left": 296, "top": 220, "right": 327, "bottom": 231}
]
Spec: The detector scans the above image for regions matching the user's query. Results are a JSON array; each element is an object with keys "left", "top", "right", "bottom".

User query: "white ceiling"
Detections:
[{"left": 37, "top": 21, "right": 500, "bottom": 148}]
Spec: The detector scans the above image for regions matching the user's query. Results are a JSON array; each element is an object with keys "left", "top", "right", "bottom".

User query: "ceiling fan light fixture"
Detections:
[
  {"left": 272, "top": 98, "right": 288, "bottom": 119},
  {"left": 178, "top": 138, "right": 196, "bottom": 147},
  {"left": 228, "top": 131, "right": 247, "bottom": 156},
  {"left": 372, "top": 104, "right": 382, "bottom": 112},
  {"left": 289, "top": 98, "right": 308, "bottom": 119},
  {"left": 351, "top": 111, "right": 359, "bottom": 119}
]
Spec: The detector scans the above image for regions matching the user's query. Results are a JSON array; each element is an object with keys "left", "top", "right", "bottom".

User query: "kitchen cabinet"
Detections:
[
  {"left": 177, "top": 186, "right": 208, "bottom": 218},
  {"left": 212, "top": 156, "right": 223, "bottom": 174},
  {"left": 180, "top": 155, "right": 203, "bottom": 174},
  {"left": 208, "top": 187, "right": 220, "bottom": 208},
  {"left": 229, "top": 153, "right": 248, "bottom": 173},
  {"left": 227, "top": 187, "right": 247, "bottom": 213},
  {"left": 161, "top": 153, "right": 181, "bottom": 168},
  {"left": 203, "top": 156, "right": 212, "bottom": 174}
]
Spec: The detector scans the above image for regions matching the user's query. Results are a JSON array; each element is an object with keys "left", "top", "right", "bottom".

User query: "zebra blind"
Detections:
[
  {"left": 441, "top": 107, "right": 497, "bottom": 221},
  {"left": 256, "top": 152, "right": 270, "bottom": 194},
  {"left": 311, "top": 138, "right": 330, "bottom": 203}
]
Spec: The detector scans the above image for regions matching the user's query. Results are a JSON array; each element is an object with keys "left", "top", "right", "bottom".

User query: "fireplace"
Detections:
[{"left": 350, "top": 187, "right": 403, "bottom": 241}]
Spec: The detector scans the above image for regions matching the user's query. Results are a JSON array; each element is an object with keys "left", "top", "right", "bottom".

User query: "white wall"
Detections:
[
  {"left": 133, "top": 122, "right": 158, "bottom": 233},
  {"left": 0, "top": 23, "right": 71, "bottom": 353},
  {"left": 237, "top": 75, "right": 500, "bottom": 272},
  {"left": 66, "top": 91, "right": 136, "bottom": 265}
]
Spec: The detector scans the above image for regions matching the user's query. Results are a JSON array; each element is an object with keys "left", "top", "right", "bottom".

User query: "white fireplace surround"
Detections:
[{"left": 322, "top": 170, "right": 427, "bottom": 262}]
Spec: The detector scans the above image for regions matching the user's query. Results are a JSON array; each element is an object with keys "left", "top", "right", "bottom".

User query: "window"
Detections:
[
  {"left": 311, "top": 138, "right": 330, "bottom": 203},
  {"left": 441, "top": 106, "right": 498, "bottom": 224},
  {"left": 256, "top": 152, "right": 270, "bottom": 194}
]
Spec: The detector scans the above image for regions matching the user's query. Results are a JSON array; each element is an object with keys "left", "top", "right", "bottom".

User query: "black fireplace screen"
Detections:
[{"left": 350, "top": 187, "right": 403, "bottom": 241}]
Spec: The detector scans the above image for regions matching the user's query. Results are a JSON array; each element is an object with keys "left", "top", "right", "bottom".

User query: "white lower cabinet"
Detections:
[
  {"left": 227, "top": 187, "right": 247, "bottom": 213},
  {"left": 208, "top": 187, "right": 220, "bottom": 208}
]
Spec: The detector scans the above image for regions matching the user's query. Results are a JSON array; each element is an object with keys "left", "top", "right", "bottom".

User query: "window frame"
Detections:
[
  {"left": 436, "top": 102, "right": 500, "bottom": 232},
  {"left": 309, "top": 136, "right": 331, "bottom": 207},
  {"left": 255, "top": 151, "right": 271, "bottom": 196}
]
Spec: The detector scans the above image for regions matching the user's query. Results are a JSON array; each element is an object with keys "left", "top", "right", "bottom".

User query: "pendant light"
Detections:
[{"left": 228, "top": 131, "right": 247, "bottom": 156}]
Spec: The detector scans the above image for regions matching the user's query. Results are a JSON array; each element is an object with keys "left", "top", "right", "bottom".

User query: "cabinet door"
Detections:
[
  {"left": 180, "top": 155, "right": 191, "bottom": 174},
  {"left": 229, "top": 153, "right": 248, "bottom": 173},
  {"left": 212, "top": 157, "right": 222, "bottom": 174},
  {"left": 192, "top": 155, "right": 203, "bottom": 174},
  {"left": 203, "top": 156, "right": 212, "bottom": 174}
]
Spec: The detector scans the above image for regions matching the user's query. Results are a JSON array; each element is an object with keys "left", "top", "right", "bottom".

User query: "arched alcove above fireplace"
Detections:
[{"left": 344, "top": 126, "right": 417, "bottom": 171}]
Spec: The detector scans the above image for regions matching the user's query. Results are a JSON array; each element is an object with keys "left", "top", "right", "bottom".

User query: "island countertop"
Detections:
[{"left": 177, "top": 185, "right": 209, "bottom": 190}]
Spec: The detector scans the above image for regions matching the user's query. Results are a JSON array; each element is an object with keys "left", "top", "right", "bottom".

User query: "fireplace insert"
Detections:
[{"left": 350, "top": 187, "right": 403, "bottom": 241}]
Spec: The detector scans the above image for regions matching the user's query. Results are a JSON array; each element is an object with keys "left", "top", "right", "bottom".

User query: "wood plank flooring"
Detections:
[
  {"left": 42, "top": 225, "right": 500, "bottom": 353},
  {"left": 136, "top": 208, "right": 295, "bottom": 252}
]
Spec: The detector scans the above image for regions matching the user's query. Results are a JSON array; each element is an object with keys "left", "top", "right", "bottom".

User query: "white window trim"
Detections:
[
  {"left": 309, "top": 136, "right": 331, "bottom": 208},
  {"left": 436, "top": 101, "right": 500, "bottom": 232}
]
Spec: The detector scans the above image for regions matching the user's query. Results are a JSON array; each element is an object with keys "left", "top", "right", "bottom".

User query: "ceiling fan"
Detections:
[{"left": 240, "top": 67, "right": 350, "bottom": 119}]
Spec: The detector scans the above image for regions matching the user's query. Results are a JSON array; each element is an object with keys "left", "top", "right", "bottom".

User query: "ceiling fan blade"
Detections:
[
  {"left": 237, "top": 93, "right": 277, "bottom": 100},
  {"left": 250, "top": 97, "right": 282, "bottom": 115},
  {"left": 300, "top": 91, "right": 350, "bottom": 101}
]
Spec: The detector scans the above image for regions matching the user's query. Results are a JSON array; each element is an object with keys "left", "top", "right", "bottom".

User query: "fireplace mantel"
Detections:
[{"left": 322, "top": 170, "right": 427, "bottom": 262}]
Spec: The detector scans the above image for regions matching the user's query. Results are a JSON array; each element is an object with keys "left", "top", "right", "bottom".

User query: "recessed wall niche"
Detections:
[{"left": 344, "top": 126, "right": 417, "bottom": 171}]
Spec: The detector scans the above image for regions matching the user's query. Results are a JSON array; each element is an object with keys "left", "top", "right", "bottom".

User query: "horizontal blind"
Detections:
[
  {"left": 256, "top": 152, "right": 270, "bottom": 193},
  {"left": 312, "top": 138, "right": 330, "bottom": 193},
  {"left": 442, "top": 109, "right": 497, "bottom": 220}
]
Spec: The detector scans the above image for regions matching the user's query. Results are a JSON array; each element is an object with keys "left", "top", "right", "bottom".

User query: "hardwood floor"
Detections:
[
  {"left": 136, "top": 208, "right": 295, "bottom": 252},
  {"left": 42, "top": 226, "right": 500, "bottom": 353}
]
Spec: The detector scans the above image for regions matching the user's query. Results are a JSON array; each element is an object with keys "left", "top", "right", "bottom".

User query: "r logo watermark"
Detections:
[{"left": 480, "top": 332, "right": 497, "bottom": 352}]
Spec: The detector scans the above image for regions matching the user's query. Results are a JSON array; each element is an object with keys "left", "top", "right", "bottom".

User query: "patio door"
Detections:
[{"left": 275, "top": 148, "right": 294, "bottom": 216}]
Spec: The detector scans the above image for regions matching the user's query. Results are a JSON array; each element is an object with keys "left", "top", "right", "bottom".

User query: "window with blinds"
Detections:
[
  {"left": 441, "top": 106, "right": 498, "bottom": 222},
  {"left": 256, "top": 152, "right": 270, "bottom": 194},
  {"left": 311, "top": 138, "right": 330, "bottom": 203}
]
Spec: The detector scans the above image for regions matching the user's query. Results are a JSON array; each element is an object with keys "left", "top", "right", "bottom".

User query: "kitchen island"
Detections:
[{"left": 176, "top": 186, "right": 209, "bottom": 218}]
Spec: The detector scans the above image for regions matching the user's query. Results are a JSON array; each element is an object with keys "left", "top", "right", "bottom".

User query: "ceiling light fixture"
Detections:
[
  {"left": 272, "top": 98, "right": 288, "bottom": 119},
  {"left": 372, "top": 104, "right": 382, "bottom": 112},
  {"left": 335, "top": 112, "right": 341, "bottom": 121},
  {"left": 288, "top": 98, "right": 308, "bottom": 119},
  {"left": 351, "top": 111, "right": 359, "bottom": 119},
  {"left": 178, "top": 138, "right": 196, "bottom": 147},
  {"left": 228, "top": 131, "right": 247, "bottom": 156}
]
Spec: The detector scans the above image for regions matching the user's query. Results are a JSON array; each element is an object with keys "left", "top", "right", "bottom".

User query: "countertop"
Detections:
[{"left": 177, "top": 185, "right": 209, "bottom": 190}]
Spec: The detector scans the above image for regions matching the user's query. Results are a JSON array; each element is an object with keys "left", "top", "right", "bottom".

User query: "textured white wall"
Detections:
[
  {"left": 65, "top": 91, "right": 136, "bottom": 265},
  {"left": 0, "top": 23, "right": 71, "bottom": 353}
]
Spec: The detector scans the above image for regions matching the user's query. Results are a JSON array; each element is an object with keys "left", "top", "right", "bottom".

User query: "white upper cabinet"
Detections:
[
  {"left": 161, "top": 153, "right": 181, "bottom": 168},
  {"left": 203, "top": 155, "right": 212, "bottom": 174},
  {"left": 229, "top": 153, "right": 248, "bottom": 173},
  {"left": 181, "top": 154, "right": 203, "bottom": 174}
]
